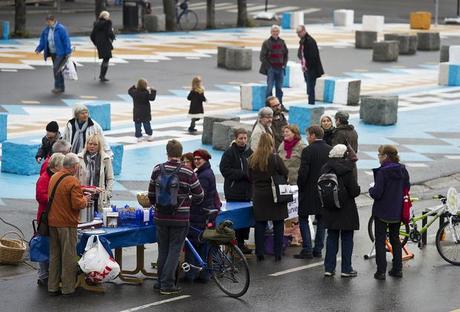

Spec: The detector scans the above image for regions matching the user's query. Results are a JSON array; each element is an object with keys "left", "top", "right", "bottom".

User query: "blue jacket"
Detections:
[
  {"left": 35, "top": 22, "right": 72, "bottom": 59},
  {"left": 369, "top": 162, "right": 410, "bottom": 222},
  {"left": 190, "top": 161, "right": 217, "bottom": 227}
]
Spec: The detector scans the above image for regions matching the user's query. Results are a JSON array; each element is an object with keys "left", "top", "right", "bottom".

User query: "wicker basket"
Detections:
[
  {"left": 137, "top": 192, "right": 152, "bottom": 208},
  {"left": 0, "top": 231, "right": 27, "bottom": 265}
]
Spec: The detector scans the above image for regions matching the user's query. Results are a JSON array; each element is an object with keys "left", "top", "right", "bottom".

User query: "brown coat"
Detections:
[
  {"left": 278, "top": 140, "right": 305, "bottom": 185},
  {"left": 48, "top": 168, "right": 87, "bottom": 227}
]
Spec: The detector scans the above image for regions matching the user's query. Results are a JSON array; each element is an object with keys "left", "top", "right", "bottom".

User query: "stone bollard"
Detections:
[
  {"left": 448, "top": 46, "right": 460, "bottom": 64},
  {"left": 240, "top": 83, "right": 267, "bottom": 111},
  {"left": 438, "top": 63, "right": 460, "bottom": 86},
  {"left": 1, "top": 21, "right": 9, "bottom": 40},
  {"left": 288, "top": 105, "right": 325, "bottom": 134},
  {"left": 224, "top": 47, "right": 252, "bottom": 70},
  {"left": 283, "top": 61, "right": 304, "bottom": 88},
  {"left": 373, "top": 41, "right": 399, "bottom": 62},
  {"left": 0, "top": 112, "right": 7, "bottom": 142},
  {"left": 360, "top": 95, "right": 399, "bottom": 125},
  {"left": 417, "top": 32, "right": 440, "bottom": 51},
  {"left": 410, "top": 11, "right": 431, "bottom": 30},
  {"left": 86, "top": 102, "right": 111, "bottom": 131},
  {"left": 440, "top": 45, "right": 450, "bottom": 62},
  {"left": 111, "top": 143, "right": 124, "bottom": 175},
  {"left": 144, "top": 14, "right": 165, "bottom": 32},
  {"left": 384, "top": 33, "right": 417, "bottom": 55},
  {"left": 355, "top": 31, "right": 377, "bottom": 49},
  {"left": 362, "top": 15, "right": 385, "bottom": 32},
  {"left": 316, "top": 77, "right": 361, "bottom": 105},
  {"left": 1, "top": 140, "right": 41, "bottom": 175},
  {"left": 333, "top": 9, "right": 354, "bottom": 27},
  {"left": 202, "top": 115, "right": 240, "bottom": 145},
  {"left": 217, "top": 46, "right": 230, "bottom": 68},
  {"left": 281, "top": 11, "right": 304, "bottom": 29},
  {"left": 212, "top": 120, "right": 247, "bottom": 151}
]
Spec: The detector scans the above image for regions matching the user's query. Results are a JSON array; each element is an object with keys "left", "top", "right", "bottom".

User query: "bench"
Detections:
[
  {"left": 384, "top": 33, "right": 417, "bottom": 55},
  {"left": 212, "top": 121, "right": 252, "bottom": 151},
  {"left": 438, "top": 63, "right": 460, "bottom": 86},
  {"left": 1, "top": 140, "right": 41, "bottom": 175},
  {"left": 281, "top": 11, "right": 304, "bottom": 30},
  {"left": 224, "top": 47, "right": 252, "bottom": 70},
  {"left": 283, "top": 61, "right": 304, "bottom": 88},
  {"left": 355, "top": 31, "right": 377, "bottom": 49},
  {"left": 362, "top": 15, "right": 384, "bottom": 32},
  {"left": 417, "top": 32, "right": 440, "bottom": 51},
  {"left": 111, "top": 143, "right": 124, "bottom": 176}
]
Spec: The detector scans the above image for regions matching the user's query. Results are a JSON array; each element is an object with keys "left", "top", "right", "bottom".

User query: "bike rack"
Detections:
[{"left": 364, "top": 240, "right": 414, "bottom": 261}]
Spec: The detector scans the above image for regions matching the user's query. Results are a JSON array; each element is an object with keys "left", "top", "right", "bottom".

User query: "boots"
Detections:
[{"left": 99, "top": 62, "right": 109, "bottom": 82}]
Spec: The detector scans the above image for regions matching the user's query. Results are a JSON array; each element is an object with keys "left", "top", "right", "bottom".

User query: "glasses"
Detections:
[
  {"left": 194, "top": 157, "right": 202, "bottom": 161},
  {"left": 271, "top": 104, "right": 281, "bottom": 108}
]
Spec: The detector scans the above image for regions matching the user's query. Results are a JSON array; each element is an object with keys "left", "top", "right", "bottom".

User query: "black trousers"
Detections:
[{"left": 374, "top": 217, "right": 402, "bottom": 273}]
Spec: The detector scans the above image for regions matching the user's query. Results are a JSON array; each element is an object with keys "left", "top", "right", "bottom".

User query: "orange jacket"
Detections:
[{"left": 48, "top": 168, "right": 87, "bottom": 227}]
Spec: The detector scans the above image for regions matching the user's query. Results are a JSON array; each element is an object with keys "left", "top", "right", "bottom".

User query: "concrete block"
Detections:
[
  {"left": 0, "top": 112, "right": 7, "bottom": 142},
  {"left": 362, "top": 15, "right": 384, "bottom": 32},
  {"left": 217, "top": 46, "right": 229, "bottom": 68},
  {"left": 333, "top": 9, "right": 354, "bottom": 27},
  {"left": 315, "top": 78, "right": 325, "bottom": 102},
  {"left": 449, "top": 46, "right": 460, "bottom": 64},
  {"left": 1, "top": 21, "right": 9, "bottom": 40},
  {"left": 111, "top": 143, "right": 124, "bottom": 175},
  {"left": 373, "top": 40, "right": 399, "bottom": 62},
  {"left": 361, "top": 95, "right": 398, "bottom": 125},
  {"left": 202, "top": 115, "right": 240, "bottom": 145},
  {"left": 240, "top": 83, "right": 267, "bottom": 111},
  {"left": 417, "top": 32, "right": 440, "bottom": 51},
  {"left": 85, "top": 102, "right": 111, "bottom": 131},
  {"left": 410, "top": 11, "right": 431, "bottom": 30},
  {"left": 281, "top": 11, "right": 304, "bottom": 29},
  {"left": 438, "top": 63, "right": 460, "bottom": 86},
  {"left": 283, "top": 61, "right": 304, "bottom": 88},
  {"left": 212, "top": 120, "right": 244, "bottom": 151},
  {"left": 144, "top": 14, "right": 165, "bottom": 32},
  {"left": 355, "top": 31, "right": 377, "bottom": 49},
  {"left": 225, "top": 47, "right": 252, "bottom": 70},
  {"left": 333, "top": 79, "right": 361, "bottom": 105},
  {"left": 288, "top": 105, "right": 325, "bottom": 134},
  {"left": 384, "top": 33, "right": 417, "bottom": 55},
  {"left": 440, "top": 45, "right": 450, "bottom": 62},
  {"left": 1, "top": 141, "right": 41, "bottom": 175}
]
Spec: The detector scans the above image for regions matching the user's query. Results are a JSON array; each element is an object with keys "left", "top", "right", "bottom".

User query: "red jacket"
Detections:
[
  {"left": 36, "top": 168, "right": 52, "bottom": 221},
  {"left": 40, "top": 156, "right": 50, "bottom": 175}
]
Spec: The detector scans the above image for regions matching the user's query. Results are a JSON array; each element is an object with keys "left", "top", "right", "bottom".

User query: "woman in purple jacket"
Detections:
[{"left": 369, "top": 145, "right": 410, "bottom": 280}]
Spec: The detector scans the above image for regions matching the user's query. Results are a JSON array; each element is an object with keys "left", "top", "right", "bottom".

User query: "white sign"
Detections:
[{"left": 287, "top": 186, "right": 299, "bottom": 220}]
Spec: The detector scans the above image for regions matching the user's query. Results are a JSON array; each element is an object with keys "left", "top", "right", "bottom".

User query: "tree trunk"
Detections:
[
  {"left": 95, "top": 0, "right": 106, "bottom": 20},
  {"left": 14, "top": 0, "right": 26, "bottom": 36},
  {"left": 237, "top": 0, "right": 248, "bottom": 27},
  {"left": 206, "top": 0, "right": 216, "bottom": 29},
  {"left": 163, "top": 0, "right": 177, "bottom": 31}
]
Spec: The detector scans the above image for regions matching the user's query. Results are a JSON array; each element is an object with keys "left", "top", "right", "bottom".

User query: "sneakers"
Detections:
[
  {"left": 136, "top": 137, "right": 144, "bottom": 143},
  {"left": 99, "top": 77, "right": 109, "bottom": 82},
  {"left": 341, "top": 270, "right": 358, "bottom": 278},
  {"left": 294, "top": 250, "right": 313, "bottom": 259},
  {"left": 160, "top": 286, "right": 182, "bottom": 295},
  {"left": 374, "top": 272, "right": 386, "bottom": 280},
  {"left": 146, "top": 135, "right": 154, "bottom": 142},
  {"left": 388, "top": 269, "right": 403, "bottom": 278},
  {"left": 324, "top": 271, "right": 335, "bottom": 277}
]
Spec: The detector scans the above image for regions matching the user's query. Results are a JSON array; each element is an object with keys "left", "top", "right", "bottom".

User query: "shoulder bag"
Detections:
[{"left": 271, "top": 155, "right": 293, "bottom": 204}]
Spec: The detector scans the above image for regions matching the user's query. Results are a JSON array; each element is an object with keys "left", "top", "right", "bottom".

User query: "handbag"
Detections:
[
  {"left": 271, "top": 156, "right": 294, "bottom": 204},
  {"left": 37, "top": 173, "right": 72, "bottom": 236},
  {"left": 401, "top": 187, "right": 412, "bottom": 225},
  {"left": 345, "top": 139, "right": 358, "bottom": 162},
  {"left": 29, "top": 235, "right": 49, "bottom": 262}
]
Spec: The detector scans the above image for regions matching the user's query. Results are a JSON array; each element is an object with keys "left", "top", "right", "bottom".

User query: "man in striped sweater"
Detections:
[{"left": 148, "top": 139, "right": 204, "bottom": 295}]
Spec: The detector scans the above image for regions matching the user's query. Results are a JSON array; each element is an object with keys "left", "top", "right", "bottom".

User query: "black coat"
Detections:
[
  {"left": 323, "top": 127, "right": 334, "bottom": 147},
  {"left": 90, "top": 19, "right": 115, "bottom": 59},
  {"left": 298, "top": 33, "right": 324, "bottom": 79},
  {"left": 320, "top": 159, "right": 360, "bottom": 230},
  {"left": 219, "top": 143, "right": 253, "bottom": 202},
  {"left": 128, "top": 86, "right": 156, "bottom": 122},
  {"left": 190, "top": 161, "right": 218, "bottom": 227},
  {"left": 249, "top": 154, "right": 289, "bottom": 221},
  {"left": 187, "top": 91, "right": 206, "bottom": 115},
  {"left": 297, "top": 140, "right": 332, "bottom": 217},
  {"left": 35, "top": 131, "right": 61, "bottom": 160}
]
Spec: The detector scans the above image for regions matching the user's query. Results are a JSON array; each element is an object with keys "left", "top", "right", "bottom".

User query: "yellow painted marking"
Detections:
[
  {"left": 353, "top": 69, "right": 369, "bottom": 72},
  {"left": 79, "top": 96, "right": 98, "bottom": 99},
  {"left": 21, "top": 100, "right": 40, "bottom": 104}
]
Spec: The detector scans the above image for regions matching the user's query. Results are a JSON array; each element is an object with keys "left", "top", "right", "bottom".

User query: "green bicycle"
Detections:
[{"left": 367, "top": 187, "right": 460, "bottom": 265}]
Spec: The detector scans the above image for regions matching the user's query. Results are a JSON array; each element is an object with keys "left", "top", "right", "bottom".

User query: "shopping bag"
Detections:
[
  {"left": 29, "top": 235, "right": 49, "bottom": 262},
  {"left": 62, "top": 58, "right": 78, "bottom": 81}
]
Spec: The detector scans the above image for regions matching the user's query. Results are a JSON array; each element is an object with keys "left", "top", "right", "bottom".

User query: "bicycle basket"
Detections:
[{"left": 447, "top": 187, "right": 459, "bottom": 215}]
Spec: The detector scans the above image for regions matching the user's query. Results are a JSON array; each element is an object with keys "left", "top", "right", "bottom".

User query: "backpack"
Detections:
[
  {"left": 317, "top": 172, "right": 341, "bottom": 209},
  {"left": 155, "top": 164, "right": 183, "bottom": 215}
]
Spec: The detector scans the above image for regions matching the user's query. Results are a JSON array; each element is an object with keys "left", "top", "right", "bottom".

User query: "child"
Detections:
[
  {"left": 128, "top": 79, "right": 156, "bottom": 142},
  {"left": 35, "top": 121, "right": 61, "bottom": 163},
  {"left": 187, "top": 76, "right": 206, "bottom": 133}
]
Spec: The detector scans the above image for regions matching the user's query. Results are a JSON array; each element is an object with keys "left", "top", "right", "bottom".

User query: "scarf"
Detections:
[
  {"left": 71, "top": 119, "right": 89, "bottom": 154},
  {"left": 283, "top": 138, "right": 300, "bottom": 159},
  {"left": 85, "top": 152, "right": 101, "bottom": 187}
]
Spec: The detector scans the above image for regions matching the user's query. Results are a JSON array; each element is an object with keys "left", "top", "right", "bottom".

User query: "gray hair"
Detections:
[
  {"left": 52, "top": 139, "right": 71, "bottom": 154},
  {"left": 329, "top": 144, "right": 347, "bottom": 158},
  {"left": 296, "top": 25, "right": 306, "bottom": 32},
  {"left": 99, "top": 10, "right": 110, "bottom": 20},
  {"left": 271, "top": 25, "right": 280, "bottom": 31},
  {"left": 73, "top": 104, "right": 89, "bottom": 119},
  {"left": 63, "top": 153, "right": 79, "bottom": 169},
  {"left": 48, "top": 153, "right": 65, "bottom": 170},
  {"left": 258, "top": 107, "right": 273, "bottom": 119}
]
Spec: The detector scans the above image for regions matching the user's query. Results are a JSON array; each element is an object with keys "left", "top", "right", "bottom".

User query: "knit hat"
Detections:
[
  {"left": 334, "top": 111, "right": 349, "bottom": 122},
  {"left": 329, "top": 144, "right": 347, "bottom": 158},
  {"left": 46, "top": 121, "right": 59, "bottom": 133},
  {"left": 193, "top": 149, "right": 212, "bottom": 161},
  {"left": 320, "top": 114, "right": 334, "bottom": 125}
]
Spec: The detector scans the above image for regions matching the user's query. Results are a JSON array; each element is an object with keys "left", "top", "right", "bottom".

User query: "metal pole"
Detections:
[
  {"left": 458, "top": 0, "right": 460, "bottom": 17},
  {"left": 265, "top": 0, "right": 268, "bottom": 12},
  {"left": 435, "top": 0, "right": 439, "bottom": 26}
]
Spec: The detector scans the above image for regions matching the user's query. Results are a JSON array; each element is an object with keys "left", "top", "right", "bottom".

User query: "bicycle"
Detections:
[
  {"left": 176, "top": 0, "right": 198, "bottom": 31},
  {"left": 180, "top": 209, "right": 250, "bottom": 298},
  {"left": 367, "top": 187, "right": 460, "bottom": 265}
]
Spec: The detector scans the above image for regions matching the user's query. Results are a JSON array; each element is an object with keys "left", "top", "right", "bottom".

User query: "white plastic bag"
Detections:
[{"left": 62, "top": 57, "right": 78, "bottom": 81}]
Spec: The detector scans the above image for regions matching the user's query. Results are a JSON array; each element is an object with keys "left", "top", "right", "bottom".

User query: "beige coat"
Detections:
[
  {"left": 250, "top": 122, "right": 273, "bottom": 151},
  {"left": 278, "top": 140, "right": 305, "bottom": 185}
]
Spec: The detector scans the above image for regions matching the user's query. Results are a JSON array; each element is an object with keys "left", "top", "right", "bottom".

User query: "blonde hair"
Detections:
[
  {"left": 249, "top": 133, "right": 274, "bottom": 172},
  {"left": 137, "top": 78, "right": 148, "bottom": 91},
  {"left": 85, "top": 134, "right": 104, "bottom": 154},
  {"left": 48, "top": 153, "right": 65, "bottom": 171},
  {"left": 191, "top": 76, "right": 204, "bottom": 94}
]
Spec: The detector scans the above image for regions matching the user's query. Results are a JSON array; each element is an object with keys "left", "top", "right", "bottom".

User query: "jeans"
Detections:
[
  {"left": 303, "top": 71, "right": 317, "bottom": 104},
  {"left": 38, "top": 261, "right": 49, "bottom": 281},
  {"left": 51, "top": 54, "right": 66, "bottom": 91},
  {"left": 134, "top": 121, "right": 153, "bottom": 138},
  {"left": 324, "top": 229, "right": 354, "bottom": 273},
  {"left": 266, "top": 67, "right": 284, "bottom": 103},
  {"left": 255, "top": 220, "right": 284, "bottom": 258},
  {"left": 375, "top": 217, "right": 402, "bottom": 273},
  {"left": 156, "top": 224, "right": 188, "bottom": 289},
  {"left": 299, "top": 215, "right": 325, "bottom": 254}
]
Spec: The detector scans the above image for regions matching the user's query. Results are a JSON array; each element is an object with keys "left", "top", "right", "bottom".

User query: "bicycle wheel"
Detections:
[
  {"left": 368, "top": 216, "right": 410, "bottom": 248},
  {"left": 207, "top": 243, "right": 250, "bottom": 298},
  {"left": 178, "top": 10, "right": 198, "bottom": 31},
  {"left": 436, "top": 218, "right": 460, "bottom": 265}
]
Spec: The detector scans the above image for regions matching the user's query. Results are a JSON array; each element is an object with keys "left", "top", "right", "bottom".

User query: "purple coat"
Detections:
[
  {"left": 190, "top": 161, "right": 217, "bottom": 227},
  {"left": 369, "top": 162, "right": 410, "bottom": 222}
]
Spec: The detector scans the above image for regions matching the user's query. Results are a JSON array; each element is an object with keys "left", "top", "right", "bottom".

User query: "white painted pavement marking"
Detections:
[
  {"left": 227, "top": 4, "right": 277, "bottom": 13},
  {"left": 119, "top": 295, "right": 191, "bottom": 312},
  {"left": 1, "top": 69, "right": 18, "bottom": 72},
  {"left": 446, "top": 155, "right": 460, "bottom": 160},
  {"left": 406, "top": 163, "right": 429, "bottom": 168},
  {"left": 269, "top": 259, "right": 340, "bottom": 277}
]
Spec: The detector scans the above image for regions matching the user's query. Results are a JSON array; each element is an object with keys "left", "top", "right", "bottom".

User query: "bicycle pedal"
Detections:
[{"left": 181, "top": 262, "right": 191, "bottom": 272}]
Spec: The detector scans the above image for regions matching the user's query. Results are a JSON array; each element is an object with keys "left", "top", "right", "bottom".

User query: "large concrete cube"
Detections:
[
  {"left": 449, "top": 46, "right": 460, "bottom": 64},
  {"left": 202, "top": 115, "right": 240, "bottom": 145},
  {"left": 362, "top": 15, "right": 385, "bottom": 32},
  {"left": 333, "top": 9, "right": 354, "bottom": 27},
  {"left": 373, "top": 41, "right": 399, "bottom": 62},
  {"left": 438, "top": 63, "right": 460, "bottom": 86},
  {"left": 86, "top": 102, "right": 111, "bottom": 131},
  {"left": 212, "top": 120, "right": 249, "bottom": 151},
  {"left": 217, "top": 46, "right": 233, "bottom": 68},
  {"left": 334, "top": 79, "right": 361, "bottom": 105},
  {"left": 0, "top": 112, "right": 7, "bottom": 142},
  {"left": 240, "top": 83, "right": 267, "bottom": 111},
  {"left": 281, "top": 11, "right": 304, "bottom": 29},
  {"left": 288, "top": 105, "right": 325, "bottom": 134},
  {"left": 410, "top": 11, "right": 431, "bottom": 30},
  {"left": 361, "top": 95, "right": 398, "bottom": 125},
  {"left": 355, "top": 31, "right": 377, "bottom": 49},
  {"left": 224, "top": 47, "right": 252, "bottom": 70},
  {"left": 144, "top": 14, "right": 165, "bottom": 32},
  {"left": 111, "top": 143, "right": 124, "bottom": 175},
  {"left": 283, "top": 61, "right": 304, "bottom": 88},
  {"left": 1, "top": 21, "right": 9, "bottom": 40},
  {"left": 417, "top": 32, "right": 440, "bottom": 51},
  {"left": 384, "top": 33, "right": 417, "bottom": 55},
  {"left": 1, "top": 141, "right": 41, "bottom": 175},
  {"left": 440, "top": 45, "right": 450, "bottom": 62}
]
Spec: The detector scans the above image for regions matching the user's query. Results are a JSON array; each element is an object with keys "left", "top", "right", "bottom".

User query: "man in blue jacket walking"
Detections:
[{"left": 35, "top": 15, "right": 72, "bottom": 94}]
